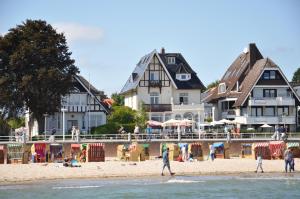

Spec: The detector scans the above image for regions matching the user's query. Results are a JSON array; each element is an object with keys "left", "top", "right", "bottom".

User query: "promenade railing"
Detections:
[{"left": 0, "top": 132, "right": 299, "bottom": 143}]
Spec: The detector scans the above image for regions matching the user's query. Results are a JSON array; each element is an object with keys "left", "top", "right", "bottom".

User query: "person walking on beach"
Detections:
[
  {"left": 284, "top": 149, "right": 293, "bottom": 172},
  {"left": 207, "top": 144, "right": 215, "bottom": 161},
  {"left": 161, "top": 148, "right": 175, "bottom": 176},
  {"left": 255, "top": 153, "right": 264, "bottom": 173}
]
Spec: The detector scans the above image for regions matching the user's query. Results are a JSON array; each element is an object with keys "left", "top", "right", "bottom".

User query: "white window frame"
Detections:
[
  {"left": 167, "top": 57, "right": 176, "bottom": 64},
  {"left": 150, "top": 71, "right": 159, "bottom": 81},
  {"left": 218, "top": 83, "right": 226, "bottom": 94},
  {"left": 179, "top": 93, "right": 189, "bottom": 105},
  {"left": 150, "top": 92, "right": 159, "bottom": 104}
]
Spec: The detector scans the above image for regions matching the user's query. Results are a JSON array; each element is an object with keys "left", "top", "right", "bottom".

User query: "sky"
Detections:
[{"left": 1, "top": 0, "right": 300, "bottom": 97}]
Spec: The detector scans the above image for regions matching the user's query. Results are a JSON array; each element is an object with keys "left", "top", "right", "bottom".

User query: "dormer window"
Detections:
[
  {"left": 176, "top": 73, "right": 191, "bottom": 81},
  {"left": 167, "top": 57, "right": 176, "bottom": 64},
  {"left": 218, "top": 83, "right": 226, "bottom": 93}
]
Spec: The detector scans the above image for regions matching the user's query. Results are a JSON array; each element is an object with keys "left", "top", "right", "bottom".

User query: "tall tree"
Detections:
[
  {"left": 292, "top": 68, "right": 300, "bottom": 82},
  {"left": 0, "top": 19, "right": 79, "bottom": 133}
]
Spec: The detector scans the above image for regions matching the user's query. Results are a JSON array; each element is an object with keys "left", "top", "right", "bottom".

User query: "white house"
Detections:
[
  {"left": 25, "top": 75, "right": 109, "bottom": 137},
  {"left": 204, "top": 43, "right": 300, "bottom": 131},
  {"left": 120, "top": 48, "right": 207, "bottom": 127}
]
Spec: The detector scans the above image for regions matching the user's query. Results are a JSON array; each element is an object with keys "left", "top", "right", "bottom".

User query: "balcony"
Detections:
[
  {"left": 143, "top": 104, "right": 172, "bottom": 112},
  {"left": 221, "top": 109, "right": 236, "bottom": 119},
  {"left": 235, "top": 115, "right": 296, "bottom": 124},
  {"left": 249, "top": 97, "right": 295, "bottom": 106},
  {"left": 149, "top": 80, "right": 162, "bottom": 87},
  {"left": 62, "top": 105, "right": 88, "bottom": 112},
  {"left": 172, "top": 103, "right": 204, "bottom": 111}
]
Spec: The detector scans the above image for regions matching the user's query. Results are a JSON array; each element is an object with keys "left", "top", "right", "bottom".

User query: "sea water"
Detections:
[{"left": 1, "top": 174, "right": 300, "bottom": 199}]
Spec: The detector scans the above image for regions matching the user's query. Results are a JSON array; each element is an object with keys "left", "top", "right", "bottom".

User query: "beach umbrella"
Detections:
[
  {"left": 162, "top": 119, "right": 181, "bottom": 126},
  {"left": 180, "top": 119, "right": 195, "bottom": 126},
  {"left": 210, "top": 120, "right": 224, "bottom": 126},
  {"left": 199, "top": 123, "right": 212, "bottom": 127},
  {"left": 146, "top": 120, "right": 162, "bottom": 127},
  {"left": 260, "top": 123, "right": 272, "bottom": 128}
]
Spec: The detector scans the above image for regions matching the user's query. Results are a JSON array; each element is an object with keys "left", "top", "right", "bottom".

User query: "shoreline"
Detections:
[{"left": 0, "top": 158, "right": 299, "bottom": 185}]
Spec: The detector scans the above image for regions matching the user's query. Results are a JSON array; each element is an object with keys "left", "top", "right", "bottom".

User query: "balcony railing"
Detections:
[
  {"left": 61, "top": 105, "right": 88, "bottom": 112},
  {"left": 221, "top": 109, "right": 236, "bottom": 118},
  {"left": 143, "top": 104, "right": 172, "bottom": 112},
  {"left": 149, "top": 80, "right": 162, "bottom": 87},
  {"left": 235, "top": 115, "right": 296, "bottom": 124},
  {"left": 249, "top": 97, "right": 295, "bottom": 106},
  {"left": 172, "top": 103, "right": 204, "bottom": 111}
]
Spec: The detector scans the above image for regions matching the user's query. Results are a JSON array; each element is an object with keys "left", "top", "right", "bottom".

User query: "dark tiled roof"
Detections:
[{"left": 159, "top": 53, "right": 206, "bottom": 90}]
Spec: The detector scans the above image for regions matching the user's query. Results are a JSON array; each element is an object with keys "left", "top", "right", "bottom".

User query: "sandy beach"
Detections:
[{"left": 0, "top": 158, "right": 299, "bottom": 184}]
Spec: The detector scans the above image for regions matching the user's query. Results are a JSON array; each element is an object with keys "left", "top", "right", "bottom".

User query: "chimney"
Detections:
[
  {"left": 161, "top": 47, "right": 165, "bottom": 54},
  {"left": 249, "top": 43, "right": 263, "bottom": 68}
]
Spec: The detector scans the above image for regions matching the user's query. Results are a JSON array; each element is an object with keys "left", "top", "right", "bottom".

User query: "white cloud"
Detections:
[{"left": 53, "top": 22, "right": 104, "bottom": 43}]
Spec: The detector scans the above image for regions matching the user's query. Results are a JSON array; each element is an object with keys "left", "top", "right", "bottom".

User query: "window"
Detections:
[
  {"left": 264, "top": 107, "right": 275, "bottom": 116},
  {"left": 221, "top": 101, "right": 229, "bottom": 111},
  {"left": 251, "top": 107, "right": 262, "bottom": 116},
  {"left": 179, "top": 93, "right": 188, "bottom": 105},
  {"left": 167, "top": 57, "right": 176, "bottom": 64},
  {"left": 150, "top": 92, "right": 159, "bottom": 104},
  {"left": 151, "top": 114, "right": 162, "bottom": 122},
  {"left": 270, "top": 71, "right": 276, "bottom": 79},
  {"left": 176, "top": 73, "right": 191, "bottom": 81},
  {"left": 175, "top": 114, "right": 182, "bottom": 120},
  {"left": 278, "top": 107, "right": 289, "bottom": 116},
  {"left": 150, "top": 72, "right": 159, "bottom": 80},
  {"left": 218, "top": 83, "right": 226, "bottom": 93},
  {"left": 262, "top": 70, "right": 277, "bottom": 80},
  {"left": 263, "top": 89, "right": 277, "bottom": 98}
]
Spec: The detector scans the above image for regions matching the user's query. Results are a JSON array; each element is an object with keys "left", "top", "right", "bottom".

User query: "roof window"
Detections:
[{"left": 167, "top": 57, "right": 176, "bottom": 64}]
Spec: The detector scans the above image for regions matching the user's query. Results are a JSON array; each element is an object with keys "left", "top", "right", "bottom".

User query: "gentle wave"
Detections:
[
  {"left": 165, "top": 179, "right": 205, "bottom": 184},
  {"left": 52, "top": 185, "right": 102, "bottom": 189}
]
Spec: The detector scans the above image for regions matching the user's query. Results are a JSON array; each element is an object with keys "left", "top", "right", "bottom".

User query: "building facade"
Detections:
[
  {"left": 204, "top": 44, "right": 300, "bottom": 131},
  {"left": 25, "top": 75, "right": 109, "bottom": 137},
  {"left": 120, "top": 48, "right": 206, "bottom": 126}
]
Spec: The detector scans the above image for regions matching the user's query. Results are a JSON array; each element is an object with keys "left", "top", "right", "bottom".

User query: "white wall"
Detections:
[{"left": 172, "top": 89, "right": 201, "bottom": 104}]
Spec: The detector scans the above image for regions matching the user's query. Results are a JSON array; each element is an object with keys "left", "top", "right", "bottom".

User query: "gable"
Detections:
[
  {"left": 256, "top": 69, "right": 287, "bottom": 86},
  {"left": 138, "top": 54, "right": 171, "bottom": 88},
  {"left": 120, "top": 50, "right": 177, "bottom": 94},
  {"left": 234, "top": 59, "right": 300, "bottom": 107}
]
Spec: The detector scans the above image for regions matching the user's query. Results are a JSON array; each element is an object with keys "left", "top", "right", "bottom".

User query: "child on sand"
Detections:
[{"left": 255, "top": 153, "right": 264, "bottom": 173}]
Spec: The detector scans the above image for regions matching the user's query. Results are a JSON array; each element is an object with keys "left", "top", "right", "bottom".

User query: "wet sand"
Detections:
[{"left": 0, "top": 158, "right": 298, "bottom": 184}]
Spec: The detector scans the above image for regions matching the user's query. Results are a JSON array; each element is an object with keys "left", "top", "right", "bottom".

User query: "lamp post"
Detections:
[
  {"left": 61, "top": 108, "right": 67, "bottom": 141},
  {"left": 43, "top": 113, "right": 49, "bottom": 141}
]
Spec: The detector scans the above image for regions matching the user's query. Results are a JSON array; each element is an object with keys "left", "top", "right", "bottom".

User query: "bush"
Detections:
[
  {"left": 91, "top": 123, "right": 119, "bottom": 134},
  {"left": 91, "top": 122, "right": 136, "bottom": 135}
]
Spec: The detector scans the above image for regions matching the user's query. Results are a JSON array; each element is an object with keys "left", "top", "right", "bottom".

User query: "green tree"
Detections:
[
  {"left": 7, "top": 117, "right": 25, "bottom": 129},
  {"left": 108, "top": 106, "right": 136, "bottom": 124},
  {"left": 292, "top": 68, "right": 300, "bottom": 82},
  {"left": 0, "top": 19, "right": 79, "bottom": 133},
  {"left": 206, "top": 80, "right": 219, "bottom": 91},
  {"left": 111, "top": 92, "right": 124, "bottom": 106},
  {"left": 135, "top": 101, "right": 148, "bottom": 129}
]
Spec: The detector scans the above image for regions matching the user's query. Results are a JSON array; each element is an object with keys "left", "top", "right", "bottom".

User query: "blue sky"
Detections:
[{"left": 1, "top": 0, "right": 300, "bottom": 97}]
